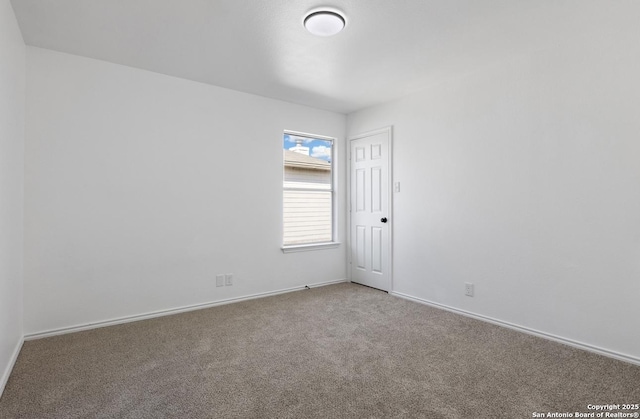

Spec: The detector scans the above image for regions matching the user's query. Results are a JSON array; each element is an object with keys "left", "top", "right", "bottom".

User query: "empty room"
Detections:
[{"left": 1, "top": 0, "right": 639, "bottom": 417}]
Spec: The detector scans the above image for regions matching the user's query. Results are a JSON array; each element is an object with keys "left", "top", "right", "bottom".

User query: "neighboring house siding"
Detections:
[
  {"left": 283, "top": 150, "right": 332, "bottom": 245},
  {"left": 283, "top": 190, "right": 332, "bottom": 245},
  {"left": 284, "top": 166, "right": 331, "bottom": 185}
]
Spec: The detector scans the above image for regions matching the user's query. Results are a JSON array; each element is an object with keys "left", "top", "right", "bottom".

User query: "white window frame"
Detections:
[{"left": 281, "top": 130, "right": 340, "bottom": 253}]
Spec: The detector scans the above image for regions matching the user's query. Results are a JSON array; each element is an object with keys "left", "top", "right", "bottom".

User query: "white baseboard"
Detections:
[
  {"left": 0, "top": 337, "right": 24, "bottom": 399},
  {"left": 24, "top": 279, "right": 348, "bottom": 341},
  {"left": 391, "top": 291, "right": 640, "bottom": 367}
]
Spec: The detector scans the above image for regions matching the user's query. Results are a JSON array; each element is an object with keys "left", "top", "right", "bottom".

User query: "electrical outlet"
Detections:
[
  {"left": 465, "top": 282, "right": 474, "bottom": 297},
  {"left": 216, "top": 274, "right": 224, "bottom": 287},
  {"left": 225, "top": 273, "right": 233, "bottom": 286}
]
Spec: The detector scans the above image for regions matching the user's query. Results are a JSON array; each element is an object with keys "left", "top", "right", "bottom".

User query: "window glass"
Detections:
[{"left": 283, "top": 133, "right": 333, "bottom": 246}]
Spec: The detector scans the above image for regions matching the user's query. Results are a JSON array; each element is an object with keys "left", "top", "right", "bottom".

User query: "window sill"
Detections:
[{"left": 281, "top": 242, "right": 341, "bottom": 253}]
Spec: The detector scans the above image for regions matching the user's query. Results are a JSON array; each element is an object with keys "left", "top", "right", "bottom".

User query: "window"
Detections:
[{"left": 282, "top": 132, "right": 337, "bottom": 250}]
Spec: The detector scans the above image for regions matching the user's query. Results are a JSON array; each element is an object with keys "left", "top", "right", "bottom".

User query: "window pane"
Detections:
[
  {"left": 283, "top": 190, "right": 332, "bottom": 245},
  {"left": 283, "top": 133, "right": 333, "bottom": 246}
]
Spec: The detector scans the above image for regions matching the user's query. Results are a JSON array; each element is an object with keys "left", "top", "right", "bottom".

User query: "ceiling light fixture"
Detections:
[{"left": 304, "top": 10, "right": 345, "bottom": 37}]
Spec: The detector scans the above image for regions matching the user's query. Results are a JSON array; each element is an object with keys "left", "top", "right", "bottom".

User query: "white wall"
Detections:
[
  {"left": 0, "top": 0, "right": 25, "bottom": 395},
  {"left": 24, "top": 47, "right": 346, "bottom": 335},
  {"left": 348, "top": 16, "right": 640, "bottom": 361}
]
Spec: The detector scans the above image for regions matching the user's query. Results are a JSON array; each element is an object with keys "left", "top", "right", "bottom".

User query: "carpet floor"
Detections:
[{"left": 0, "top": 283, "right": 638, "bottom": 418}]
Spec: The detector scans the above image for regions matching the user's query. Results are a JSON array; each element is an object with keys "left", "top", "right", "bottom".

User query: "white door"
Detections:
[{"left": 349, "top": 127, "right": 392, "bottom": 291}]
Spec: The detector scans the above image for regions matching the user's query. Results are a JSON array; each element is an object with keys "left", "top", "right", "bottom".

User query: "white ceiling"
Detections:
[{"left": 9, "top": 1, "right": 627, "bottom": 114}]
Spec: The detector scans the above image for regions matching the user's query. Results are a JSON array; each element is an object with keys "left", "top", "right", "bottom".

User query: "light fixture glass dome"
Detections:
[{"left": 304, "top": 10, "right": 345, "bottom": 37}]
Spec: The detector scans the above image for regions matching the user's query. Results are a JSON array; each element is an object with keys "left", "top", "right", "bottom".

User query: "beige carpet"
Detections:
[{"left": 0, "top": 283, "right": 638, "bottom": 418}]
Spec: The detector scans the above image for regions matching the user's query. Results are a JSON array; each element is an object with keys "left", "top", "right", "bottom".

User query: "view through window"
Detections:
[{"left": 283, "top": 133, "right": 334, "bottom": 246}]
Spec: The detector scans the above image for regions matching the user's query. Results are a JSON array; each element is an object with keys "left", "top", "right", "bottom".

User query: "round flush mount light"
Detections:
[{"left": 304, "top": 10, "right": 346, "bottom": 37}]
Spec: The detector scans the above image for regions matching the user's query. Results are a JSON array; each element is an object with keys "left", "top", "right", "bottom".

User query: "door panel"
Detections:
[
  {"left": 349, "top": 128, "right": 391, "bottom": 291},
  {"left": 356, "top": 169, "right": 366, "bottom": 212},
  {"left": 356, "top": 225, "right": 366, "bottom": 269},
  {"left": 372, "top": 167, "right": 382, "bottom": 212},
  {"left": 372, "top": 227, "right": 383, "bottom": 273}
]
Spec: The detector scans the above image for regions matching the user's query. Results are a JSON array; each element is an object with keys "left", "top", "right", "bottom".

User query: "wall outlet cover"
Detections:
[{"left": 465, "top": 282, "right": 474, "bottom": 297}]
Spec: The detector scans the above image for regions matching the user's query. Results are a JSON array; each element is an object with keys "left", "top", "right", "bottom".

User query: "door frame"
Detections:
[{"left": 347, "top": 126, "right": 393, "bottom": 291}]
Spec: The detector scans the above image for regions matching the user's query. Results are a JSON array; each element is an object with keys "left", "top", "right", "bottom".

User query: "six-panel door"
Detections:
[{"left": 350, "top": 129, "right": 390, "bottom": 291}]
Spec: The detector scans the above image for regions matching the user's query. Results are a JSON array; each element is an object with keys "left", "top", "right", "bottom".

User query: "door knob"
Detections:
[{"left": 381, "top": 217, "right": 388, "bottom": 223}]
